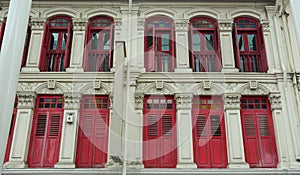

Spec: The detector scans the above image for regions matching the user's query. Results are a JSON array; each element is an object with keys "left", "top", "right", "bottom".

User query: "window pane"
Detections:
[
  {"left": 61, "top": 32, "right": 67, "bottom": 50},
  {"left": 91, "top": 32, "right": 99, "bottom": 50},
  {"left": 102, "top": 31, "right": 111, "bottom": 50},
  {"left": 238, "top": 34, "right": 244, "bottom": 51},
  {"left": 248, "top": 34, "right": 257, "bottom": 51},
  {"left": 161, "top": 34, "right": 170, "bottom": 51},
  {"left": 205, "top": 34, "right": 214, "bottom": 51},
  {"left": 49, "top": 32, "right": 58, "bottom": 50},
  {"left": 193, "top": 33, "right": 201, "bottom": 51}
]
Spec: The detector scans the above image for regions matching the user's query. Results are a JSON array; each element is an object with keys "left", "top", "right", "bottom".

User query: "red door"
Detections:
[
  {"left": 241, "top": 97, "right": 278, "bottom": 168},
  {"left": 143, "top": 96, "right": 177, "bottom": 168},
  {"left": 192, "top": 96, "right": 227, "bottom": 168},
  {"left": 27, "top": 96, "right": 63, "bottom": 168},
  {"left": 4, "top": 99, "right": 18, "bottom": 163},
  {"left": 76, "top": 96, "right": 110, "bottom": 168}
]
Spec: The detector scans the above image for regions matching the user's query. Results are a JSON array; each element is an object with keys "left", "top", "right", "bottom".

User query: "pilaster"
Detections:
[
  {"left": 4, "top": 92, "right": 36, "bottom": 169},
  {"left": 66, "top": 18, "right": 87, "bottom": 73},
  {"left": 174, "top": 20, "right": 192, "bottom": 73},
  {"left": 55, "top": 92, "right": 82, "bottom": 168},
  {"left": 21, "top": 18, "right": 46, "bottom": 72},
  {"left": 137, "top": 19, "right": 146, "bottom": 72},
  {"left": 218, "top": 19, "right": 239, "bottom": 73},
  {"left": 175, "top": 93, "right": 197, "bottom": 168},
  {"left": 222, "top": 93, "right": 249, "bottom": 168}
]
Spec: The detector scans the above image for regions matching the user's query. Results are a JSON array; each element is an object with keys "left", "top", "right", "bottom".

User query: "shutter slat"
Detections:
[
  {"left": 83, "top": 114, "right": 93, "bottom": 136},
  {"left": 210, "top": 115, "right": 221, "bottom": 136},
  {"left": 162, "top": 115, "right": 172, "bottom": 136},
  {"left": 244, "top": 115, "right": 256, "bottom": 136},
  {"left": 148, "top": 115, "right": 158, "bottom": 136},
  {"left": 258, "top": 115, "right": 270, "bottom": 136},
  {"left": 36, "top": 114, "right": 47, "bottom": 136},
  {"left": 196, "top": 115, "right": 207, "bottom": 137},
  {"left": 49, "top": 114, "right": 60, "bottom": 136}
]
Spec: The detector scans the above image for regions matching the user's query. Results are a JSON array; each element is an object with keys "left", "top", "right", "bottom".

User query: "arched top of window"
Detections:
[
  {"left": 190, "top": 16, "right": 217, "bottom": 29},
  {"left": 48, "top": 16, "right": 72, "bottom": 28},
  {"left": 234, "top": 16, "right": 259, "bottom": 29},
  {"left": 88, "top": 16, "right": 114, "bottom": 28},
  {"left": 146, "top": 16, "right": 173, "bottom": 29}
]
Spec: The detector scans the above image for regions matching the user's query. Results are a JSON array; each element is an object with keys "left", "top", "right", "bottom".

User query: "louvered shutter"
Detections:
[
  {"left": 259, "top": 24, "right": 268, "bottom": 72},
  {"left": 195, "top": 115, "right": 210, "bottom": 167},
  {"left": 232, "top": 24, "right": 241, "bottom": 71},
  {"left": 94, "top": 114, "right": 108, "bottom": 167},
  {"left": 39, "top": 22, "right": 49, "bottom": 71},
  {"left": 147, "top": 115, "right": 158, "bottom": 137},
  {"left": 0, "top": 21, "right": 5, "bottom": 51},
  {"left": 145, "top": 28, "right": 155, "bottom": 72}
]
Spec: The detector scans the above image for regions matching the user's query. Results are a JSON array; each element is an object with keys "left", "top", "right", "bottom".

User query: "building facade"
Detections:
[{"left": 1, "top": 0, "right": 300, "bottom": 174}]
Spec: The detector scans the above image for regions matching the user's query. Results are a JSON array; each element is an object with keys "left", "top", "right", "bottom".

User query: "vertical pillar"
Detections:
[
  {"left": 137, "top": 19, "right": 146, "bottom": 72},
  {"left": 222, "top": 93, "right": 249, "bottom": 168},
  {"left": 4, "top": 92, "right": 36, "bottom": 168},
  {"left": 218, "top": 20, "right": 239, "bottom": 72},
  {"left": 175, "top": 93, "right": 197, "bottom": 168},
  {"left": 66, "top": 19, "right": 86, "bottom": 73},
  {"left": 268, "top": 92, "right": 289, "bottom": 168},
  {"left": 55, "top": 92, "right": 81, "bottom": 168},
  {"left": 111, "top": 19, "right": 122, "bottom": 72},
  {"left": 21, "top": 18, "right": 46, "bottom": 72},
  {"left": 174, "top": 20, "right": 192, "bottom": 73},
  {"left": 265, "top": 6, "right": 281, "bottom": 72}
]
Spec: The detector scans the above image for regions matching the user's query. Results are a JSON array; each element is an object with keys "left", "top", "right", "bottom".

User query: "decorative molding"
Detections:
[
  {"left": 73, "top": 18, "right": 87, "bottom": 31},
  {"left": 17, "top": 91, "right": 36, "bottom": 109},
  {"left": 80, "top": 82, "right": 111, "bottom": 95},
  {"left": 223, "top": 93, "right": 241, "bottom": 109},
  {"left": 192, "top": 82, "right": 224, "bottom": 95},
  {"left": 265, "top": 6, "right": 276, "bottom": 18},
  {"left": 94, "top": 80, "right": 102, "bottom": 90},
  {"left": 261, "top": 20, "right": 270, "bottom": 32},
  {"left": 19, "top": 82, "right": 39, "bottom": 91},
  {"left": 138, "top": 82, "right": 176, "bottom": 95},
  {"left": 48, "top": 80, "right": 56, "bottom": 89},
  {"left": 218, "top": 19, "right": 233, "bottom": 31},
  {"left": 30, "top": 18, "right": 46, "bottom": 30},
  {"left": 175, "top": 20, "right": 189, "bottom": 31},
  {"left": 64, "top": 92, "right": 82, "bottom": 110},
  {"left": 175, "top": 93, "right": 193, "bottom": 109},
  {"left": 269, "top": 92, "right": 282, "bottom": 110},
  {"left": 114, "top": 18, "right": 122, "bottom": 30},
  {"left": 134, "top": 92, "right": 144, "bottom": 110},
  {"left": 238, "top": 83, "right": 270, "bottom": 96},
  {"left": 137, "top": 19, "right": 145, "bottom": 30},
  {"left": 156, "top": 81, "right": 164, "bottom": 90},
  {"left": 203, "top": 81, "right": 211, "bottom": 90},
  {"left": 249, "top": 81, "right": 258, "bottom": 90}
]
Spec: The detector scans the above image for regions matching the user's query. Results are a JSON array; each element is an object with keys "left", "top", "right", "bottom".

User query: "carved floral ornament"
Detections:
[
  {"left": 64, "top": 92, "right": 82, "bottom": 109},
  {"left": 134, "top": 92, "right": 144, "bottom": 110},
  {"left": 73, "top": 18, "right": 87, "bottom": 31},
  {"left": 175, "top": 93, "right": 193, "bottom": 109},
  {"left": 222, "top": 93, "right": 241, "bottom": 109},
  {"left": 30, "top": 18, "right": 46, "bottom": 30},
  {"left": 17, "top": 91, "right": 37, "bottom": 109},
  {"left": 268, "top": 92, "right": 282, "bottom": 110}
]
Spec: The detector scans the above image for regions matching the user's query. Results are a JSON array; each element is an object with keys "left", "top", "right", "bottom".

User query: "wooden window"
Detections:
[
  {"left": 144, "top": 17, "right": 175, "bottom": 72},
  {"left": 233, "top": 17, "right": 268, "bottom": 72},
  {"left": 27, "top": 96, "right": 63, "bottom": 168},
  {"left": 143, "top": 96, "right": 177, "bottom": 168},
  {"left": 39, "top": 16, "right": 72, "bottom": 72},
  {"left": 83, "top": 16, "right": 114, "bottom": 72},
  {"left": 4, "top": 99, "right": 18, "bottom": 163},
  {"left": 241, "top": 97, "right": 278, "bottom": 168},
  {"left": 76, "top": 96, "right": 110, "bottom": 168},
  {"left": 192, "top": 96, "right": 227, "bottom": 168},
  {"left": 189, "top": 17, "right": 222, "bottom": 72},
  {"left": 0, "top": 19, "right": 31, "bottom": 69}
]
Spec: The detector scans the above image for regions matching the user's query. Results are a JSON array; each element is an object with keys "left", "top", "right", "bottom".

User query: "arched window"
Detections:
[
  {"left": 233, "top": 17, "right": 267, "bottom": 72},
  {"left": 144, "top": 16, "right": 175, "bottom": 72},
  {"left": 189, "top": 17, "right": 221, "bottom": 72},
  {"left": 84, "top": 16, "right": 114, "bottom": 72},
  {"left": 39, "top": 16, "right": 73, "bottom": 72}
]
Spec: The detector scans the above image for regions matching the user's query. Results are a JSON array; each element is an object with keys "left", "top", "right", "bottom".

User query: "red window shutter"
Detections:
[
  {"left": 145, "top": 27, "right": 155, "bottom": 72},
  {"left": 196, "top": 115, "right": 207, "bottom": 137},
  {"left": 49, "top": 114, "right": 60, "bottom": 136},
  {"left": 64, "top": 22, "right": 72, "bottom": 69},
  {"left": 216, "top": 26, "right": 222, "bottom": 71},
  {"left": 232, "top": 24, "right": 241, "bottom": 71},
  {"left": 4, "top": 113, "right": 17, "bottom": 163},
  {"left": 0, "top": 21, "right": 6, "bottom": 51},
  {"left": 35, "top": 114, "right": 47, "bottom": 136},
  {"left": 39, "top": 22, "right": 49, "bottom": 71},
  {"left": 259, "top": 24, "right": 268, "bottom": 72},
  {"left": 162, "top": 115, "right": 172, "bottom": 136},
  {"left": 147, "top": 115, "right": 158, "bottom": 137}
]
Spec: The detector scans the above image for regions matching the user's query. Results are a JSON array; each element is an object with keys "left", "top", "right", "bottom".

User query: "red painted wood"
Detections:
[
  {"left": 143, "top": 96, "right": 177, "bottom": 168},
  {"left": 76, "top": 96, "right": 110, "bottom": 168},
  {"left": 83, "top": 16, "right": 114, "bottom": 72},
  {"left": 21, "top": 27, "right": 31, "bottom": 68},
  {"left": 0, "top": 20, "right": 5, "bottom": 51},
  {"left": 27, "top": 96, "right": 63, "bottom": 168},
  {"left": 241, "top": 97, "right": 278, "bottom": 168},
  {"left": 192, "top": 96, "right": 227, "bottom": 168},
  {"left": 144, "top": 17, "right": 175, "bottom": 72},
  {"left": 4, "top": 99, "right": 18, "bottom": 163}
]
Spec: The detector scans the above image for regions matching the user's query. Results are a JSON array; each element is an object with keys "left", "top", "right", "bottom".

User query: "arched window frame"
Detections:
[
  {"left": 144, "top": 16, "right": 175, "bottom": 72},
  {"left": 189, "top": 16, "right": 222, "bottom": 72},
  {"left": 233, "top": 16, "right": 268, "bottom": 72},
  {"left": 39, "top": 15, "right": 73, "bottom": 72},
  {"left": 83, "top": 16, "right": 114, "bottom": 72}
]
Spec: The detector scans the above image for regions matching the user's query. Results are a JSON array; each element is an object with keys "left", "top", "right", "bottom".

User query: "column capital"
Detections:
[
  {"left": 175, "top": 93, "right": 193, "bottom": 110},
  {"left": 265, "top": 6, "right": 276, "bottom": 17},
  {"left": 261, "top": 20, "right": 270, "bottom": 32},
  {"left": 63, "top": 92, "right": 82, "bottom": 110},
  {"left": 269, "top": 92, "right": 282, "bottom": 110},
  {"left": 134, "top": 92, "right": 144, "bottom": 110},
  {"left": 73, "top": 18, "right": 87, "bottom": 31},
  {"left": 30, "top": 17, "right": 46, "bottom": 30},
  {"left": 223, "top": 93, "right": 241, "bottom": 109},
  {"left": 175, "top": 20, "right": 189, "bottom": 32},
  {"left": 137, "top": 19, "right": 145, "bottom": 31},
  {"left": 17, "top": 91, "right": 36, "bottom": 109},
  {"left": 218, "top": 19, "right": 233, "bottom": 32},
  {"left": 114, "top": 18, "right": 122, "bottom": 30}
]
